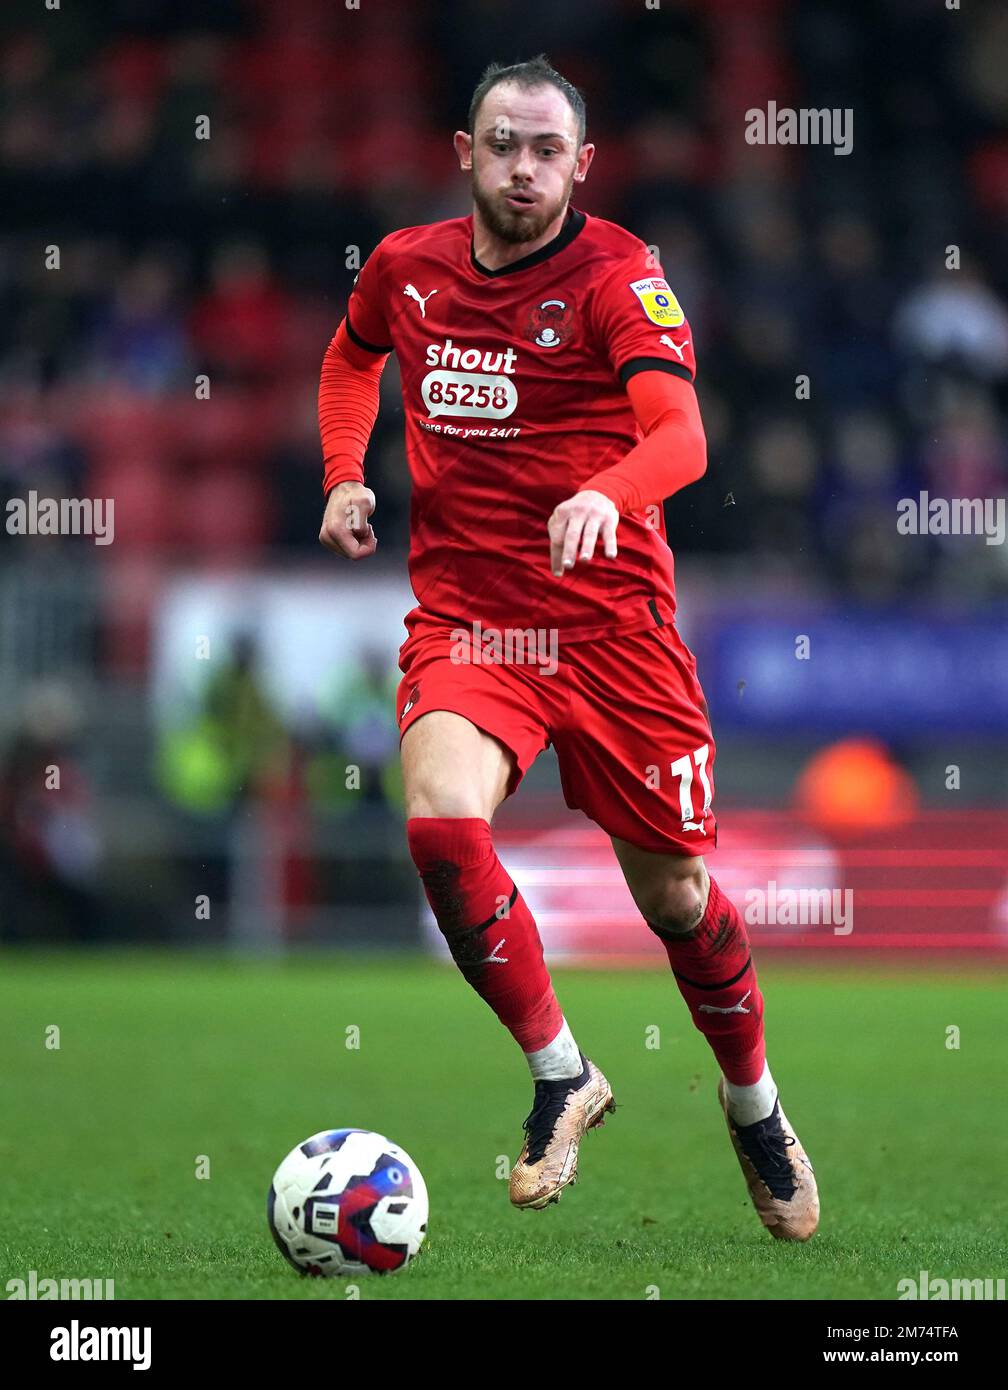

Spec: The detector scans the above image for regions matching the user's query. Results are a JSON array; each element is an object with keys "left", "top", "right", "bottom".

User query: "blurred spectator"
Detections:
[
  {"left": 319, "top": 645, "right": 402, "bottom": 810},
  {"left": 745, "top": 418, "right": 819, "bottom": 573},
  {"left": 190, "top": 241, "right": 295, "bottom": 385},
  {"left": 0, "top": 0, "right": 1003, "bottom": 601},
  {"left": 894, "top": 268, "right": 1008, "bottom": 382},
  {"left": 0, "top": 683, "right": 102, "bottom": 942},
  {"left": 817, "top": 409, "right": 923, "bottom": 599},
  {"left": 84, "top": 252, "right": 190, "bottom": 393},
  {"left": 1, "top": 0, "right": 1004, "bottom": 952},
  {"left": 156, "top": 631, "right": 288, "bottom": 814}
]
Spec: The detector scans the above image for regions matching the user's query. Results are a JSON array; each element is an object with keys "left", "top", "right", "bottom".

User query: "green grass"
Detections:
[{"left": 1, "top": 951, "right": 1004, "bottom": 1300}]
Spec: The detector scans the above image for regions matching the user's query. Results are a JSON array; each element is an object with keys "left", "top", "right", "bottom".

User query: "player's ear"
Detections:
[
  {"left": 454, "top": 130, "right": 473, "bottom": 171},
  {"left": 573, "top": 142, "right": 595, "bottom": 183}
]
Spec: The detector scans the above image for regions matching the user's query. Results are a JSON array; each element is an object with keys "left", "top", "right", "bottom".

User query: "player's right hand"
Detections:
[{"left": 319, "top": 481, "right": 377, "bottom": 559}]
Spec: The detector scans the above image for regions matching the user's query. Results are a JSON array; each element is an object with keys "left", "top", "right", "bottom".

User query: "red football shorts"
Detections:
[{"left": 396, "top": 616, "right": 717, "bottom": 856}]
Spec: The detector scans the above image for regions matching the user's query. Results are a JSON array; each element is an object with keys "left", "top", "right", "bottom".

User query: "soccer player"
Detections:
[{"left": 318, "top": 56, "right": 818, "bottom": 1239}]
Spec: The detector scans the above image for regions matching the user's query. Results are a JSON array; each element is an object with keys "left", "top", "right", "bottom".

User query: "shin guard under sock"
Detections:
[
  {"left": 649, "top": 875, "right": 766, "bottom": 1085},
  {"left": 406, "top": 817, "right": 562, "bottom": 1052}
]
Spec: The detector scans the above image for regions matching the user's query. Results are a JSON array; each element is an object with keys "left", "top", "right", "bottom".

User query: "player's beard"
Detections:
[{"left": 471, "top": 168, "right": 576, "bottom": 245}]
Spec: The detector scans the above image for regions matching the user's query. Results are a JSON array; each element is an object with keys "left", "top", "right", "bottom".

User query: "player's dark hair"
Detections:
[{"left": 468, "top": 55, "right": 587, "bottom": 147}]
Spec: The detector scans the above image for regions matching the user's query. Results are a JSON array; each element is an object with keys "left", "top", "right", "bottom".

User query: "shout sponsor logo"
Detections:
[
  {"left": 423, "top": 338, "right": 518, "bottom": 373},
  {"left": 421, "top": 338, "right": 518, "bottom": 420}
]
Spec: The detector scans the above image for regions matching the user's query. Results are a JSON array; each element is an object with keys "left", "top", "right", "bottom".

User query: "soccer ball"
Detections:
[{"left": 267, "top": 1129, "right": 428, "bottom": 1276}]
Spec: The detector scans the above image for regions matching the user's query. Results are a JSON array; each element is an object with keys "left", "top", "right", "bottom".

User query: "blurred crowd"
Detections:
[
  {"left": 2, "top": 0, "right": 1007, "bottom": 607},
  {"left": 2, "top": 0, "right": 1007, "bottom": 943}
]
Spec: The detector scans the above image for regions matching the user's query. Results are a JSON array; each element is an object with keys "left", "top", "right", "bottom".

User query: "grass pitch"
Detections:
[{"left": 1, "top": 951, "right": 1004, "bottom": 1300}]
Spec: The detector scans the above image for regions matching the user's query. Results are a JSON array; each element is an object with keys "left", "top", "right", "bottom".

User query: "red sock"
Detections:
[
  {"left": 649, "top": 876, "right": 766, "bottom": 1085},
  {"left": 406, "top": 817, "right": 562, "bottom": 1052}
]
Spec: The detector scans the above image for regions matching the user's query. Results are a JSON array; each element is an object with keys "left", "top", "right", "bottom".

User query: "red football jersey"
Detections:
[{"left": 346, "top": 207, "right": 697, "bottom": 643}]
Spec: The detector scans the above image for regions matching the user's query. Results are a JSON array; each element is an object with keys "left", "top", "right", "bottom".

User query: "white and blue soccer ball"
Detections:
[{"left": 267, "top": 1129, "right": 428, "bottom": 1277}]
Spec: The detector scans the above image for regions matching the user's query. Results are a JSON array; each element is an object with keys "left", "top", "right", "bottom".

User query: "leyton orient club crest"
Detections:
[{"left": 525, "top": 298, "right": 575, "bottom": 348}]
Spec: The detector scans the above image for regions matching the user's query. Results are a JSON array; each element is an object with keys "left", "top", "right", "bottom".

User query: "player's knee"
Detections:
[
  {"left": 405, "top": 784, "right": 490, "bottom": 820},
  {"left": 642, "top": 864, "right": 708, "bottom": 940}
]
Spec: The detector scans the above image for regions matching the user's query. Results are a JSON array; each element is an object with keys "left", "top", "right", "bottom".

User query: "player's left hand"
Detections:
[{"left": 548, "top": 490, "right": 619, "bottom": 577}]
